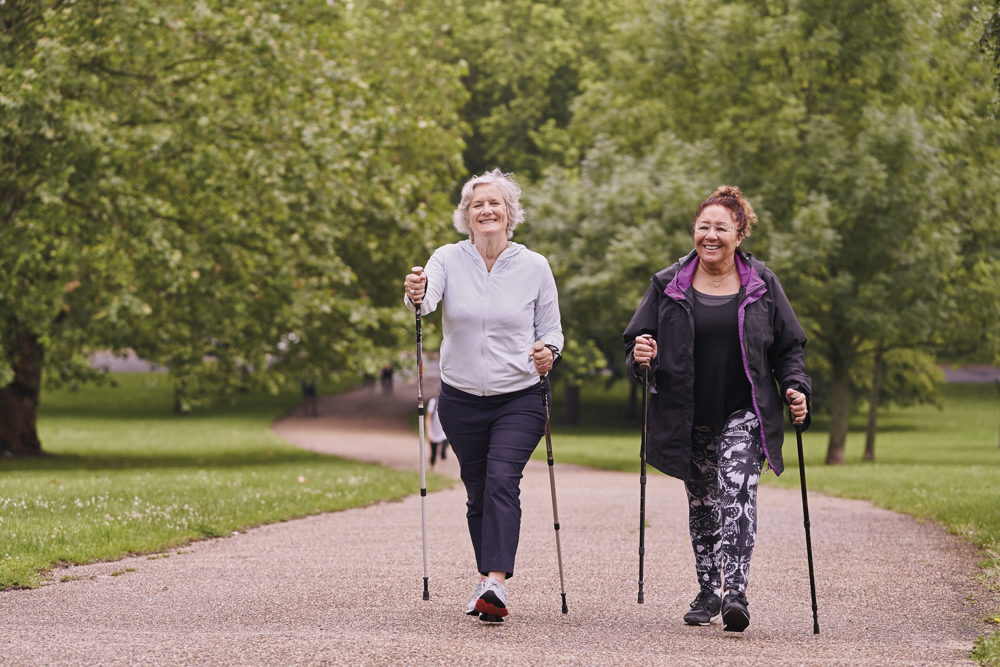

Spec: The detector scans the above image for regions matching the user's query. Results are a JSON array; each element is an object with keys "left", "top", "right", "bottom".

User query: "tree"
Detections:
[
  {"left": 432, "top": 0, "right": 623, "bottom": 180},
  {"left": 0, "top": 0, "right": 466, "bottom": 453},
  {"left": 982, "top": 0, "right": 1000, "bottom": 94},
  {"left": 525, "top": 134, "right": 721, "bottom": 383},
  {"left": 529, "top": 0, "right": 1000, "bottom": 461}
]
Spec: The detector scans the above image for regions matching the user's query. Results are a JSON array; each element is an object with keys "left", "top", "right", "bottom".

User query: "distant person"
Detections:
[
  {"left": 300, "top": 379, "right": 318, "bottom": 417},
  {"left": 380, "top": 363, "right": 394, "bottom": 394},
  {"left": 624, "top": 186, "right": 811, "bottom": 632},
  {"left": 403, "top": 168, "right": 563, "bottom": 623},
  {"left": 426, "top": 392, "right": 449, "bottom": 467}
]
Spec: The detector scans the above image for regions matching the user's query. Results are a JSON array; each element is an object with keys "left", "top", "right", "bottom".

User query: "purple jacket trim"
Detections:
[
  {"left": 663, "top": 252, "right": 775, "bottom": 473},
  {"left": 664, "top": 254, "right": 699, "bottom": 300}
]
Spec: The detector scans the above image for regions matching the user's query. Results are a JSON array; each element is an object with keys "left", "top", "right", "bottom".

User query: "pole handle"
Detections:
[
  {"left": 407, "top": 266, "right": 426, "bottom": 305},
  {"left": 635, "top": 334, "right": 653, "bottom": 370},
  {"left": 531, "top": 340, "right": 551, "bottom": 377}
]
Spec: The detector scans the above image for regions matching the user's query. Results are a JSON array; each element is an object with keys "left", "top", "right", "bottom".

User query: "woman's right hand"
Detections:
[
  {"left": 404, "top": 266, "right": 426, "bottom": 304},
  {"left": 634, "top": 335, "right": 657, "bottom": 367}
]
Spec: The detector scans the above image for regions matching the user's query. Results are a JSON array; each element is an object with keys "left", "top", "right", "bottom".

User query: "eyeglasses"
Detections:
[{"left": 695, "top": 224, "right": 736, "bottom": 235}]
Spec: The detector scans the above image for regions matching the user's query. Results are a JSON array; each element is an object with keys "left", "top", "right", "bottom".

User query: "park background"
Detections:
[{"left": 2, "top": 0, "right": 1000, "bottom": 663}]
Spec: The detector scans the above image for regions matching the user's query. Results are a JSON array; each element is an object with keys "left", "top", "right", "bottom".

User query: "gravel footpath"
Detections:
[{"left": 1, "top": 373, "right": 992, "bottom": 666}]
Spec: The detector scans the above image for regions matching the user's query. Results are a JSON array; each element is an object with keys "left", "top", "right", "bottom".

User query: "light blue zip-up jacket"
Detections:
[{"left": 405, "top": 240, "right": 563, "bottom": 396}]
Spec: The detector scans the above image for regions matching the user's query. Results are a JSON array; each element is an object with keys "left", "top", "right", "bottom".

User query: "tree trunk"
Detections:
[
  {"left": 173, "top": 381, "right": 188, "bottom": 415},
  {"left": 0, "top": 332, "right": 44, "bottom": 457},
  {"left": 995, "top": 380, "right": 1000, "bottom": 449},
  {"left": 560, "top": 381, "right": 580, "bottom": 425},
  {"left": 863, "top": 347, "right": 883, "bottom": 462},
  {"left": 826, "top": 355, "right": 851, "bottom": 465}
]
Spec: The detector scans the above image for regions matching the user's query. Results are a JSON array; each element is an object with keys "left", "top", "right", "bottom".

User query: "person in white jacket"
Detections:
[{"left": 404, "top": 168, "right": 563, "bottom": 623}]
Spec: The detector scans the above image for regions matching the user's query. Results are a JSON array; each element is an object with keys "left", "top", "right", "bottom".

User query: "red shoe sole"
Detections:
[{"left": 475, "top": 598, "right": 509, "bottom": 618}]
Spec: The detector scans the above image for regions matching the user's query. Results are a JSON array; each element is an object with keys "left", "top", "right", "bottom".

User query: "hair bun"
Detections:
[{"left": 693, "top": 185, "right": 759, "bottom": 238}]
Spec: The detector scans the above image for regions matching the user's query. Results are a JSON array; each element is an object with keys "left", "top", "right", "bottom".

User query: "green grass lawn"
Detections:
[
  {"left": 538, "top": 377, "right": 1000, "bottom": 664},
  {"left": 0, "top": 373, "right": 450, "bottom": 590}
]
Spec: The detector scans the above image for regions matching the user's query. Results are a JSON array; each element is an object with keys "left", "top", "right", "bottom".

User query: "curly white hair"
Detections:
[{"left": 452, "top": 168, "right": 525, "bottom": 240}]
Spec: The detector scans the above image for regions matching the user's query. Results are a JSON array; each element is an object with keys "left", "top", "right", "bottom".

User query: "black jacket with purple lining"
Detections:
[{"left": 623, "top": 248, "right": 811, "bottom": 480}]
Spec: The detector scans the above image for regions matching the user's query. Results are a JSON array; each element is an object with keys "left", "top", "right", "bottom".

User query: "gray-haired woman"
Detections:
[{"left": 403, "top": 169, "right": 563, "bottom": 623}]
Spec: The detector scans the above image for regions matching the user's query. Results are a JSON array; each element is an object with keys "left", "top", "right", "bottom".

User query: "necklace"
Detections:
[{"left": 703, "top": 263, "right": 736, "bottom": 288}]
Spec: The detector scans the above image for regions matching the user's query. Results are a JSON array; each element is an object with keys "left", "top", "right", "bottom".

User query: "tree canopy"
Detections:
[
  {"left": 3, "top": 0, "right": 999, "bottom": 460},
  {"left": 1, "top": 0, "right": 466, "bottom": 452},
  {"left": 525, "top": 0, "right": 1000, "bottom": 459}
]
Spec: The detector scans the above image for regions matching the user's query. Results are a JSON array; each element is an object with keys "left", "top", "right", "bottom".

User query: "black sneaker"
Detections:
[
  {"left": 721, "top": 590, "right": 750, "bottom": 632},
  {"left": 683, "top": 589, "right": 722, "bottom": 626}
]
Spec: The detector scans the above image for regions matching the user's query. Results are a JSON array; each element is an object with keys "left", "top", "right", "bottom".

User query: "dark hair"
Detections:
[{"left": 692, "top": 185, "right": 759, "bottom": 239}]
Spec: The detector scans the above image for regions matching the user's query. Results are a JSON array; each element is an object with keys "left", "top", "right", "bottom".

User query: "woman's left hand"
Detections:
[
  {"left": 786, "top": 388, "right": 808, "bottom": 424},
  {"left": 529, "top": 341, "right": 554, "bottom": 375}
]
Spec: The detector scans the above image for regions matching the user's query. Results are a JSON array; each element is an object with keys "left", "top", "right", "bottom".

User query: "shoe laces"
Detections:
[
  {"left": 725, "top": 590, "right": 749, "bottom": 607},
  {"left": 691, "top": 589, "right": 718, "bottom": 610}
]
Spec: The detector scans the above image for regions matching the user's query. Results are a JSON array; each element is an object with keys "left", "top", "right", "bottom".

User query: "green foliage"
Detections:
[
  {"left": 433, "top": 0, "right": 622, "bottom": 179},
  {"left": 0, "top": 373, "right": 450, "bottom": 589},
  {"left": 981, "top": 0, "right": 1000, "bottom": 94},
  {"left": 524, "top": 135, "right": 721, "bottom": 373},
  {"left": 526, "top": 0, "right": 1000, "bottom": 458},
  {"left": 808, "top": 347, "right": 946, "bottom": 413},
  {"left": 973, "top": 633, "right": 1000, "bottom": 667},
  {"left": 0, "top": 0, "right": 466, "bottom": 418}
]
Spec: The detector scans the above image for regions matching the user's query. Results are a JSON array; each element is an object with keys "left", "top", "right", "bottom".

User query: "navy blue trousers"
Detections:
[{"left": 437, "top": 381, "right": 547, "bottom": 579}]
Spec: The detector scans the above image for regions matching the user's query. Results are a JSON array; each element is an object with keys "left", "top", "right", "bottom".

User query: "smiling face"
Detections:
[
  {"left": 693, "top": 204, "right": 741, "bottom": 270},
  {"left": 468, "top": 183, "right": 509, "bottom": 241}
]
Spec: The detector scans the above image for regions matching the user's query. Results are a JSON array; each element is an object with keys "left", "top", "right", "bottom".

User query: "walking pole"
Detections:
[
  {"left": 411, "top": 266, "right": 430, "bottom": 601},
  {"left": 637, "top": 351, "right": 650, "bottom": 604},
  {"left": 533, "top": 341, "right": 569, "bottom": 614},
  {"left": 794, "top": 418, "right": 820, "bottom": 634}
]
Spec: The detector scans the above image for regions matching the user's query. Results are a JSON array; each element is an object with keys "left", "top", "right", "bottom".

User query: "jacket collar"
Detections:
[
  {"left": 460, "top": 238, "right": 524, "bottom": 269},
  {"left": 664, "top": 248, "right": 766, "bottom": 300}
]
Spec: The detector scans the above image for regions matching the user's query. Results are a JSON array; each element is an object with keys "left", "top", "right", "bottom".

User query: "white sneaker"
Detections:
[
  {"left": 465, "top": 578, "right": 489, "bottom": 616},
  {"left": 474, "top": 577, "right": 509, "bottom": 622}
]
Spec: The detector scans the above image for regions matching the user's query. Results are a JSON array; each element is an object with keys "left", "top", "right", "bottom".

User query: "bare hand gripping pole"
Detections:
[
  {"left": 638, "top": 360, "right": 649, "bottom": 604},
  {"left": 795, "top": 422, "right": 820, "bottom": 634},
  {"left": 411, "top": 266, "right": 430, "bottom": 601},
  {"left": 533, "top": 341, "right": 568, "bottom": 614}
]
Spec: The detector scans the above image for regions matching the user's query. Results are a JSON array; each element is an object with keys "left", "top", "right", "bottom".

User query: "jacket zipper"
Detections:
[
  {"left": 481, "top": 270, "right": 490, "bottom": 395},
  {"left": 738, "top": 281, "right": 772, "bottom": 471}
]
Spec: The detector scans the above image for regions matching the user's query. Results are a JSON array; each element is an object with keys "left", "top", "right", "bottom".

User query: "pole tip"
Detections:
[
  {"left": 637, "top": 582, "right": 644, "bottom": 604},
  {"left": 423, "top": 578, "right": 429, "bottom": 601},
  {"left": 813, "top": 624, "right": 819, "bottom": 635},
  {"left": 561, "top": 593, "right": 568, "bottom": 614}
]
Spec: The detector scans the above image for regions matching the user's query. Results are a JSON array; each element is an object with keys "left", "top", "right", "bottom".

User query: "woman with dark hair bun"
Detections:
[{"left": 623, "top": 186, "right": 811, "bottom": 632}]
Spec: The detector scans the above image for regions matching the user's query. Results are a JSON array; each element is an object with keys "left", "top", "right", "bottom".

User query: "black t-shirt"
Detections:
[{"left": 692, "top": 288, "right": 754, "bottom": 429}]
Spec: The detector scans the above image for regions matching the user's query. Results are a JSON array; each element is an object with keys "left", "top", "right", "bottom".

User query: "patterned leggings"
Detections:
[{"left": 685, "top": 408, "right": 764, "bottom": 595}]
